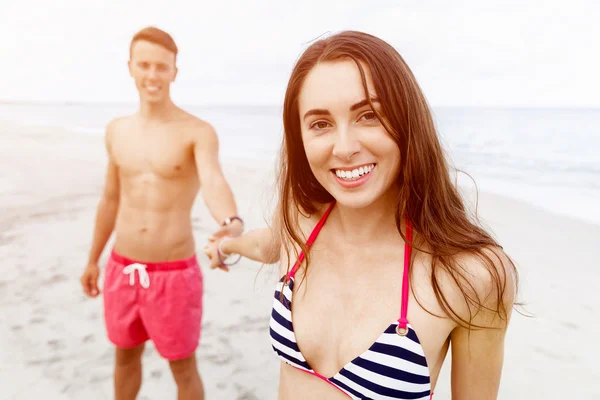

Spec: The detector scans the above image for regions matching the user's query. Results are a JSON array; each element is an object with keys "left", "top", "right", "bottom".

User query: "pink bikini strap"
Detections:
[
  {"left": 287, "top": 202, "right": 336, "bottom": 280},
  {"left": 398, "top": 219, "right": 413, "bottom": 329}
]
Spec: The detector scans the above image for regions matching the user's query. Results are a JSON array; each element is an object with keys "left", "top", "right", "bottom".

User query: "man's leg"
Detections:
[
  {"left": 114, "top": 343, "right": 145, "bottom": 400},
  {"left": 103, "top": 253, "right": 149, "bottom": 400},
  {"left": 142, "top": 258, "right": 204, "bottom": 399},
  {"left": 169, "top": 353, "right": 205, "bottom": 400}
]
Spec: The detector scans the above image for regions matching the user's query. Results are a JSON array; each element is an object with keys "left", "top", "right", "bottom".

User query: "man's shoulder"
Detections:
[
  {"left": 180, "top": 112, "right": 214, "bottom": 131},
  {"left": 178, "top": 111, "right": 217, "bottom": 142},
  {"left": 105, "top": 115, "right": 135, "bottom": 137}
]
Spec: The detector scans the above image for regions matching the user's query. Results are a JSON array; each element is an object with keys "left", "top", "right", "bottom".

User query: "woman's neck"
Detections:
[{"left": 331, "top": 193, "right": 403, "bottom": 244}]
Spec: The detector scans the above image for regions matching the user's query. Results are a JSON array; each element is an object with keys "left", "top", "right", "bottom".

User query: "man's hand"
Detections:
[
  {"left": 209, "top": 219, "right": 243, "bottom": 241},
  {"left": 204, "top": 237, "right": 230, "bottom": 272},
  {"left": 80, "top": 264, "right": 101, "bottom": 297}
]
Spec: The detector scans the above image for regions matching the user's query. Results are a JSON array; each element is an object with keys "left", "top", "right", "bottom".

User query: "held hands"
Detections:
[
  {"left": 209, "top": 218, "right": 243, "bottom": 241},
  {"left": 204, "top": 236, "right": 232, "bottom": 272},
  {"left": 204, "top": 217, "right": 243, "bottom": 272}
]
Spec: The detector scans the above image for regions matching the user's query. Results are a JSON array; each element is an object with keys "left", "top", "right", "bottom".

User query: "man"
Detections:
[{"left": 79, "top": 26, "right": 243, "bottom": 400}]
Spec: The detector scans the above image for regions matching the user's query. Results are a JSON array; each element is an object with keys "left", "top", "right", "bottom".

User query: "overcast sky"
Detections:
[{"left": 1, "top": 0, "right": 598, "bottom": 107}]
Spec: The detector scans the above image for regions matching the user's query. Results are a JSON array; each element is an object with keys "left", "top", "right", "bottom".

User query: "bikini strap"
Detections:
[
  {"left": 398, "top": 218, "right": 413, "bottom": 330},
  {"left": 287, "top": 202, "right": 336, "bottom": 280}
]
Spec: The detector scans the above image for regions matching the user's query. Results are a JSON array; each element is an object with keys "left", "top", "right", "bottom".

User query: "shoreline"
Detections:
[{"left": 3, "top": 117, "right": 599, "bottom": 229}]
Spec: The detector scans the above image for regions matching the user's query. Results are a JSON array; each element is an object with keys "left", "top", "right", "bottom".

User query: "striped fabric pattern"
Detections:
[{"left": 270, "top": 277, "right": 432, "bottom": 400}]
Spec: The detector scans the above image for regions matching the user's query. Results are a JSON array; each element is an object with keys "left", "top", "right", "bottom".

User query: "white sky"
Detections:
[{"left": 1, "top": 0, "right": 599, "bottom": 107}]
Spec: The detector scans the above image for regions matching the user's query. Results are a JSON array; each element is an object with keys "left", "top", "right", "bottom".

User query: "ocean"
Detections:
[{"left": 1, "top": 102, "right": 598, "bottom": 226}]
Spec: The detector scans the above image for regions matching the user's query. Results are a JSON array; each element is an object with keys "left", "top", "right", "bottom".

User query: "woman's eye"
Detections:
[
  {"left": 311, "top": 121, "right": 330, "bottom": 130},
  {"left": 360, "top": 111, "right": 378, "bottom": 122}
]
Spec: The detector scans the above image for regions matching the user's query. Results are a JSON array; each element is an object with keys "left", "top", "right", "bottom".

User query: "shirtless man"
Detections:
[{"left": 79, "top": 27, "right": 242, "bottom": 400}]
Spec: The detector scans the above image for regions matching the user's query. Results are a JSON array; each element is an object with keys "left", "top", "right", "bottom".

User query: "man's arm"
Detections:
[
  {"left": 88, "top": 121, "right": 121, "bottom": 264},
  {"left": 193, "top": 122, "right": 242, "bottom": 235},
  {"left": 81, "top": 121, "right": 120, "bottom": 297}
]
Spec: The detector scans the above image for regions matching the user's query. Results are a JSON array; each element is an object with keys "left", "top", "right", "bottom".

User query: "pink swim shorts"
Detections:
[{"left": 103, "top": 249, "right": 203, "bottom": 361}]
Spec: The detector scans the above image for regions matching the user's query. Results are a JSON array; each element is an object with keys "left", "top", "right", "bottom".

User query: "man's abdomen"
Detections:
[{"left": 113, "top": 204, "right": 197, "bottom": 262}]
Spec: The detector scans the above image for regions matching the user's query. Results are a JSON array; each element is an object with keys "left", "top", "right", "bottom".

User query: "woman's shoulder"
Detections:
[
  {"left": 276, "top": 201, "right": 333, "bottom": 276},
  {"left": 271, "top": 202, "right": 326, "bottom": 238},
  {"left": 297, "top": 202, "right": 332, "bottom": 235},
  {"left": 432, "top": 245, "right": 517, "bottom": 330}
]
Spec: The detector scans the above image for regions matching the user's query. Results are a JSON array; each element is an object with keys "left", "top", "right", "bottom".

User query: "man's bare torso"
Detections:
[{"left": 109, "top": 109, "right": 206, "bottom": 262}]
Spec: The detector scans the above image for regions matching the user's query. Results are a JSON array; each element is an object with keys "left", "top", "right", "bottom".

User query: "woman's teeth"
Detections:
[{"left": 334, "top": 164, "right": 375, "bottom": 180}]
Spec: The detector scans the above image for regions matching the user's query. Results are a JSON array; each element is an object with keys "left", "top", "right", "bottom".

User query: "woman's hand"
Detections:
[{"left": 204, "top": 236, "right": 231, "bottom": 272}]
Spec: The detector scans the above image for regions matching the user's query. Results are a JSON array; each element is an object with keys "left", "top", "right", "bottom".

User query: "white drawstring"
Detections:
[{"left": 123, "top": 263, "right": 150, "bottom": 289}]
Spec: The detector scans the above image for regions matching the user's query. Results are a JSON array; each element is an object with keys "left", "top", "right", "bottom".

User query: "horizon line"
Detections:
[{"left": 0, "top": 99, "right": 599, "bottom": 111}]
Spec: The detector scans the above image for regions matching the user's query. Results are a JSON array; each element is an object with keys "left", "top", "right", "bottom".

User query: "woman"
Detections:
[{"left": 205, "top": 31, "right": 517, "bottom": 400}]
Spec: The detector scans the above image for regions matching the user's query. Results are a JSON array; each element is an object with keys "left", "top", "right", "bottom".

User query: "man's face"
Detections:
[{"left": 128, "top": 40, "right": 178, "bottom": 103}]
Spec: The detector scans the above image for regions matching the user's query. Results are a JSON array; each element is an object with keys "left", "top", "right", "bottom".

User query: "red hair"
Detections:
[{"left": 130, "top": 26, "right": 178, "bottom": 59}]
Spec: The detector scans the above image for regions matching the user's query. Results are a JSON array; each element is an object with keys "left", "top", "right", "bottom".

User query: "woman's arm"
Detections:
[
  {"left": 205, "top": 226, "right": 281, "bottom": 271},
  {"left": 449, "top": 248, "right": 516, "bottom": 399},
  {"left": 450, "top": 315, "right": 509, "bottom": 399},
  {"left": 223, "top": 227, "right": 281, "bottom": 263}
]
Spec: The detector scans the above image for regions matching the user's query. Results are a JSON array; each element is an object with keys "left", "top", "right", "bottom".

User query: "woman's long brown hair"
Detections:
[{"left": 277, "top": 31, "right": 518, "bottom": 329}]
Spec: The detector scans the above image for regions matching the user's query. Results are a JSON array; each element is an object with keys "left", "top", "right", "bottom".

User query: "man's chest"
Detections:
[{"left": 112, "top": 133, "right": 195, "bottom": 178}]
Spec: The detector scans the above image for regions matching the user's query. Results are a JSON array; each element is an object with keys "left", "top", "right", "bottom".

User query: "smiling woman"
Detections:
[
  {"left": 206, "top": 30, "right": 518, "bottom": 400},
  {"left": 297, "top": 60, "right": 402, "bottom": 210}
]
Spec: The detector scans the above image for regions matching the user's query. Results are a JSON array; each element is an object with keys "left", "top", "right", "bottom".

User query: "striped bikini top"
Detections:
[{"left": 269, "top": 203, "right": 432, "bottom": 399}]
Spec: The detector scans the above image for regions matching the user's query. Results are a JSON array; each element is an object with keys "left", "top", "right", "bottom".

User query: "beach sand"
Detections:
[{"left": 1, "top": 122, "right": 598, "bottom": 399}]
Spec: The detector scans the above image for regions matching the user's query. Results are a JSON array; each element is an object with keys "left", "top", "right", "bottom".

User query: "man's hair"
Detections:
[{"left": 130, "top": 26, "right": 178, "bottom": 59}]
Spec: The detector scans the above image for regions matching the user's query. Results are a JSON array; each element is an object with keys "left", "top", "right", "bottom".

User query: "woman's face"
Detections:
[{"left": 298, "top": 59, "right": 401, "bottom": 210}]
